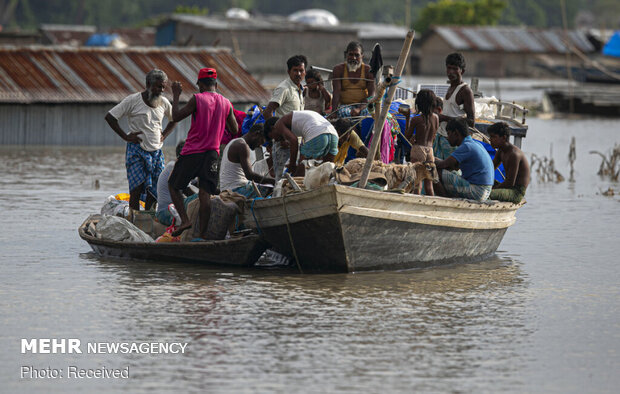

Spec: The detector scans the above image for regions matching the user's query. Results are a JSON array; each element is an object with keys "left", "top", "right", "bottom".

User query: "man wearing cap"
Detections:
[
  {"left": 105, "top": 69, "right": 178, "bottom": 211},
  {"left": 168, "top": 67, "right": 238, "bottom": 239},
  {"left": 262, "top": 55, "right": 307, "bottom": 182}
]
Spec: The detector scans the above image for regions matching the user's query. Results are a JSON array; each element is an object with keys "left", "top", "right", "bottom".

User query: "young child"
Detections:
[
  {"left": 304, "top": 69, "right": 332, "bottom": 115},
  {"left": 432, "top": 96, "right": 456, "bottom": 160},
  {"left": 406, "top": 89, "right": 439, "bottom": 195}
]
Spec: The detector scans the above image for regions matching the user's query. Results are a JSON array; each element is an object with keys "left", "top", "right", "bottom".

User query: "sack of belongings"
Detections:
[
  {"left": 100, "top": 195, "right": 130, "bottom": 218},
  {"left": 303, "top": 160, "right": 335, "bottom": 190},
  {"left": 180, "top": 194, "right": 244, "bottom": 242},
  {"left": 96, "top": 215, "right": 154, "bottom": 243}
]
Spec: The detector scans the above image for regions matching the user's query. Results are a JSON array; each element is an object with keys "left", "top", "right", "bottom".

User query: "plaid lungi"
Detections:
[{"left": 125, "top": 143, "right": 165, "bottom": 199}]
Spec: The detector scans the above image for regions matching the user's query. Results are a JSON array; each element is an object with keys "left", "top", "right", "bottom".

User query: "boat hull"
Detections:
[
  {"left": 244, "top": 185, "right": 521, "bottom": 273},
  {"left": 79, "top": 215, "right": 269, "bottom": 266}
]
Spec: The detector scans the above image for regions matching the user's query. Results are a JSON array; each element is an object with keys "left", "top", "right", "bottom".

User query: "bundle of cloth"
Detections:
[{"left": 339, "top": 158, "right": 438, "bottom": 194}]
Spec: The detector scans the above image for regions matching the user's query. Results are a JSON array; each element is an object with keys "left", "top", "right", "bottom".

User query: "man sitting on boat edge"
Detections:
[
  {"left": 434, "top": 119, "right": 494, "bottom": 201},
  {"left": 219, "top": 124, "right": 275, "bottom": 199},
  {"left": 488, "top": 122, "right": 530, "bottom": 204}
]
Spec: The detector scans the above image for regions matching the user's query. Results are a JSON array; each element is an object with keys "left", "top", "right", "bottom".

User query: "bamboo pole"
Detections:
[
  {"left": 358, "top": 30, "right": 415, "bottom": 189},
  {"left": 560, "top": 0, "right": 574, "bottom": 113}
]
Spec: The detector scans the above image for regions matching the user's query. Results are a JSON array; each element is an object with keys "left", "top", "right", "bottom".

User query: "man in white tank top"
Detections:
[
  {"left": 219, "top": 125, "right": 275, "bottom": 198},
  {"left": 263, "top": 110, "right": 339, "bottom": 176},
  {"left": 434, "top": 52, "right": 476, "bottom": 160}
]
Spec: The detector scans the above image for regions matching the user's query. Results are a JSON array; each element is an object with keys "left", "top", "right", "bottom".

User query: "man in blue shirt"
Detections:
[{"left": 434, "top": 119, "right": 494, "bottom": 201}]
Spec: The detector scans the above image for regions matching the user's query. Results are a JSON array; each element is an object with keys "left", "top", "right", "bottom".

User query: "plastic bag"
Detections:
[
  {"left": 96, "top": 215, "right": 154, "bottom": 243},
  {"left": 241, "top": 105, "right": 266, "bottom": 135},
  {"left": 101, "top": 195, "right": 130, "bottom": 218}
]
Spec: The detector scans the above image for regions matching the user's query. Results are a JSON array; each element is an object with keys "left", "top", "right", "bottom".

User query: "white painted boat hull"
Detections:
[{"left": 244, "top": 185, "right": 522, "bottom": 273}]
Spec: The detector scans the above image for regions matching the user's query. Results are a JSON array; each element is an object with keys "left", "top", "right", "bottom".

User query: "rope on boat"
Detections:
[
  {"left": 282, "top": 190, "right": 303, "bottom": 274},
  {"left": 250, "top": 197, "right": 264, "bottom": 234}
]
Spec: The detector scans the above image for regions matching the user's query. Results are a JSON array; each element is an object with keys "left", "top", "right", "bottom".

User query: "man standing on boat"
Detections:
[
  {"left": 434, "top": 119, "right": 494, "bottom": 201},
  {"left": 330, "top": 41, "right": 375, "bottom": 115},
  {"left": 263, "top": 110, "right": 339, "bottom": 175},
  {"left": 262, "top": 55, "right": 307, "bottom": 183},
  {"left": 219, "top": 124, "right": 275, "bottom": 199},
  {"left": 105, "top": 69, "right": 177, "bottom": 211},
  {"left": 168, "top": 68, "right": 238, "bottom": 239},
  {"left": 434, "top": 52, "right": 475, "bottom": 160},
  {"left": 488, "top": 122, "right": 530, "bottom": 204}
]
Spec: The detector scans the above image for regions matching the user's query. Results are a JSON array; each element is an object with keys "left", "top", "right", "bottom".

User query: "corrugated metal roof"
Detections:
[
  {"left": 435, "top": 26, "right": 470, "bottom": 50},
  {"left": 0, "top": 46, "right": 269, "bottom": 104},
  {"left": 433, "top": 26, "right": 596, "bottom": 54},
  {"left": 170, "top": 13, "right": 358, "bottom": 33},
  {"left": 348, "top": 23, "right": 409, "bottom": 39},
  {"left": 39, "top": 24, "right": 96, "bottom": 46}
]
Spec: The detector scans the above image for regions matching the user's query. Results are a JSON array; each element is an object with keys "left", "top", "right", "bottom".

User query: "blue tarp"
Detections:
[
  {"left": 603, "top": 31, "right": 620, "bottom": 58},
  {"left": 241, "top": 105, "right": 266, "bottom": 135},
  {"left": 85, "top": 34, "right": 120, "bottom": 47}
]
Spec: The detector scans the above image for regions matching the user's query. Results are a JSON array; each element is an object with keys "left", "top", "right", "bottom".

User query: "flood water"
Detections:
[{"left": 1, "top": 116, "right": 619, "bottom": 393}]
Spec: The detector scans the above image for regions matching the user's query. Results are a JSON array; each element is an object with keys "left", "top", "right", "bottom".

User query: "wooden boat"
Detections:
[
  {"left": 543, "top": 84, "right": 620, "bottom": 117},
  {"left": 79, "top": 214, "right": 269, "bottom": 266},
  {"left": 240, "top": 32, "right": 525, "bottom": 273},
  {"left": 243, "top": 185, "right": 524, "bottom": 273}
]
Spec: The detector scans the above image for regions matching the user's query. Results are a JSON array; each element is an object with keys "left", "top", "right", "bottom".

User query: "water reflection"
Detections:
[
  {"left": 77, "top": 251, "right": 532, "bottom": 392},
  {"left": 4, "top": 114, "right": 619, "bottom": 393}
]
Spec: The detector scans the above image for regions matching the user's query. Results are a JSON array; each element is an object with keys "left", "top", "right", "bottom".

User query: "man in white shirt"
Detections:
[
  {"left": 263, "top": 110, "right": 339, "bottom": 175},
  {"left": 262, "top": 55, "right": 307, "bottom": 182},
  {"left": 105, "top": 69, "right": 177, "bottom": 211}
]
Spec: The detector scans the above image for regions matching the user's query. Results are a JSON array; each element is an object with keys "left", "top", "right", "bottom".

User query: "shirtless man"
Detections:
[
  {"left": 406, "top": 89, "right": 439, "bottom": 195},
  {"left": 488, "top": 122, "right": 530, "bottom": 204},
  {"left": 331, "top": 41, "right": 375, "bottom": 114},
  {"left": 219, "top": 124, "right": 275, "bottom": 198}
]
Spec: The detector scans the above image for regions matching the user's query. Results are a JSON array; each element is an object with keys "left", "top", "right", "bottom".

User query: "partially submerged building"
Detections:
[
  {"left": 0, "top": 46, "right": 269, "bottom": 146},
  {"left": 351, "top": 22, "right": 415, "bottom": 72},
  {"left": 155, "top": 13, "right": 359, "bottom": 73},
  {"left": 417, "top": 26, "right": 596, "bottom": 77}
]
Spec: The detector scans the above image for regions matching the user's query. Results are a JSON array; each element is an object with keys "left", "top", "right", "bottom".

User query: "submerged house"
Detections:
[
  {"left": 0, "top": 46, "right": 269, "bottom": 146},
  {"left": 155, "top": 13, "right": 359, "bottom": 73},
  {"left": 417, "top": 26, "right": 596, "bottom": 77}
]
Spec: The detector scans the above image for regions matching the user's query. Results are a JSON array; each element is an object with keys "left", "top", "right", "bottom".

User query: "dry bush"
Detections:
[{"left": 590, "top": 144, "right": 620, "bottom": 181}]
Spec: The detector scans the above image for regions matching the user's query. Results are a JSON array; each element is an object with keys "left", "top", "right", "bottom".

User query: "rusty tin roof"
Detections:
[
  {"left": 0, "top": 46, "right": 269, "bottom": 104},
  {"left": 432, "top": 26, "right": 596, "bottom": 54}
]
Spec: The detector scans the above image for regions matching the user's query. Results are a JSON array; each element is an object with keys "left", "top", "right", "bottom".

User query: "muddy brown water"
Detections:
[{"left": 1, "top": 116, "right": 619, "bottom": 393}]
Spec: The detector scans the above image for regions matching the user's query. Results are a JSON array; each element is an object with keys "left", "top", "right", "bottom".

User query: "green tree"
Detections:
[
  {"left": 414, "top": 0, "right": 507, "bottom": 34},
  {"left": 500, "top": 0, "right": 546, "bottom": 27}
]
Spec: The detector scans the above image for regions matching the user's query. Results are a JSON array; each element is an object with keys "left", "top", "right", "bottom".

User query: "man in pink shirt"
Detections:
[{"left": 168, "top": 68, "right": 238, "bottom": 239}]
